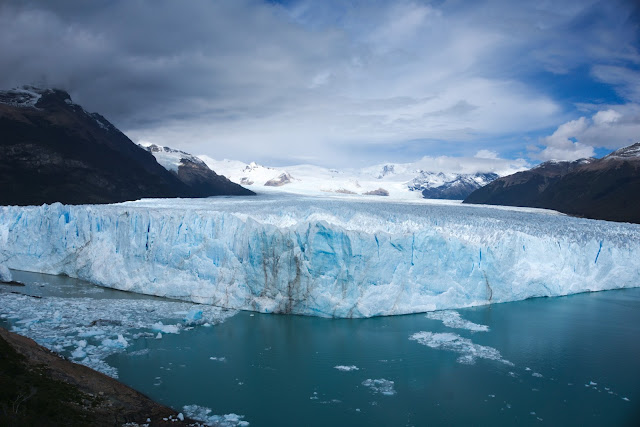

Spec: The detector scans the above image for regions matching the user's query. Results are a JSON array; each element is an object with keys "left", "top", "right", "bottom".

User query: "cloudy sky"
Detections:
[{"left": 1, "top": 0, "right": 639, "bottom": 168}]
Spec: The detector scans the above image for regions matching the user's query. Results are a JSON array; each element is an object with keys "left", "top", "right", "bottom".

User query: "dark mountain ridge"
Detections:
[
  {"left": 463, "top": 144, "right": 640, "bottom": 223},
  {"left": 0, "top": 86, "right": 252, "bottom": 205}
]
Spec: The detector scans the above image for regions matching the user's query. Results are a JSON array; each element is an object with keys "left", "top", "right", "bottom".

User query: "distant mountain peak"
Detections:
[
  {"left": 140, "top": 143, "right": 254, "bottom": 196},
  {"left": 408, "top": 171, "right": 498, "bottom": 199},
  {"left": 0, "top": 86, "right": 50, "bottom": 108},
  {"left": 603, "top": 142, "right": 640, "bottom": 159}
]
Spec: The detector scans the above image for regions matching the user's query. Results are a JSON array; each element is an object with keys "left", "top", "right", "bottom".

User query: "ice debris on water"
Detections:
[
  {"left": 209, "top": 357, "right": 226, "bottom": 362},
  {"left": 362, "top": 379, "right": 396, "bottom": 396},
  {"left": 426, "top": 310, "right": 489, "bottom": 332},
  {"left": 0, "top": 292, "right": 236, "bottom": 377},
  {"left": 334, "top": 365, "right": 359, "bottom": 371},
  {"left": 182, "top": 405, "right": 249, "bottom": 426},
  {"left": 410, "top": 332, "right": 513, "bottom": 366},
  {"left": 532, "top": 372, "right": 543, "bottom": 378}
]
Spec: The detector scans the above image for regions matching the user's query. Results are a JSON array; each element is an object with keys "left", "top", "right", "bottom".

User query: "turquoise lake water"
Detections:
[{"left": 2, "top": 270, "right": 639, "bottom": 426}]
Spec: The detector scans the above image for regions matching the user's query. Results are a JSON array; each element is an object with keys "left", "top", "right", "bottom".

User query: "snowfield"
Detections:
[
  {"left": 1, "top": 194, "right": 638, "bottom": 317},
  {"left": 197, "top": 154, "right": 524, "bottom": 200}
]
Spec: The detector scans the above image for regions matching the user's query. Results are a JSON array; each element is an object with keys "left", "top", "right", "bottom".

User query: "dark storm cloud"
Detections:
[{"left": 0, "top": 0, "right": 346, "bottom": 126}]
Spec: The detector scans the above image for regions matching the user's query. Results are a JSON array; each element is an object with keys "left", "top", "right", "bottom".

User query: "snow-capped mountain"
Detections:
[
  {"left": 198, "top": 156, "right": 514, "bottom": 200},
  {"left": 603, "top": 142, "right": 640, "bottom": 160},
  {"left": 408, "top": 172, "right": 499, "bottom": 199},
  {"left": 140, "top": 144, "right": 253, "bottom": 196}
]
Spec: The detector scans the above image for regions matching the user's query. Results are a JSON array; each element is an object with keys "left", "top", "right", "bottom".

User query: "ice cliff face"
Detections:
[
  {"left": 0, "top": 263, "right": 11, "bottom": 282},
  {"left": 1, "top": 196, "right": 638, "bottom": 317}
]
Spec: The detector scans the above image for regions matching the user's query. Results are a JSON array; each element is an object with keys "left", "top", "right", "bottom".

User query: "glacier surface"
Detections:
[{"left": 1, "top": 194, "right": 639, "bottom": 317}]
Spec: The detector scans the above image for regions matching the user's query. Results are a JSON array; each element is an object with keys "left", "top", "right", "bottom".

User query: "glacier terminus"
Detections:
[{"left": 1, "top": 194, "right": 638, "bottom": 318}]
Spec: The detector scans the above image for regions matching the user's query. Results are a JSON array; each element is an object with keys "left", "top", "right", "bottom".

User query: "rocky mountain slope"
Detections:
[
  {"left": 464, "top": 143, "right": 640, "bottom": 223},
  {"left": 141, "top": 144, "right": 253, "bottom": 196},
  {"left": 0, "top": 86, "right": 251, "bottom": 205}
]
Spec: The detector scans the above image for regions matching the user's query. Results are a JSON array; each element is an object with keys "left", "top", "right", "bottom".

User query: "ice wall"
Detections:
[{"left": 1, "top": 196, "right": 639, "bottom": 317}]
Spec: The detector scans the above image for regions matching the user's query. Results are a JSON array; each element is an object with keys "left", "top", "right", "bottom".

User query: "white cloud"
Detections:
[
  {"left": 592, "top": 109, "right": 622, "bottom": 126},
  {"left": 534, "top": 104, "right": 640, "bottom": 161},
  {"left": 410, "top": 155, "right": 528, "bottom": 176},
  {"left": 474, "top": 150, "right": 499, "bottom": 159}
]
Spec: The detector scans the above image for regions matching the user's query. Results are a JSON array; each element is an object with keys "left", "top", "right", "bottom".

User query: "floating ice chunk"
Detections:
[
  {"left": 525, "top": 367, "right": 531, "bottom": 371},
  {"left": 210, "top": 356, "right": 227, "bottom": 362},
  {"left": 622, "top": 397, "right": 630, "bottom": 401},
  {"left": 0, "top": 264, "right": 12, "bottom": 282},
  {"left": 334, "top": 365, "right": 359, "bottom": 371},
  {"left": 156, "top": 332, "right": 163, "bottom": 339},
  {"left": 532, "top": 372, "right": 543, "bottom": 378},
  {"left": 426, "top": 310, "right": 489, "bottom": 332},
  {"left": 361, "top": 379, "right": 396, "bottom": 396},
  {"left": 184, "top": 308, "right": 203, "bottom": 325},
  {"left": 152, "top": 322, "right": 180, "bottom": 334},
  {"left": 102, "top": 334, "right": 128, "bottom": 348},
  {"left": 589, "top": 381, "right": 597, "bottom": 385},
  {"left": 71, "top": 347, "right": 86, "bottom": 359},
  {"left": 79, "top": 329, "right": 106, "bottom": 337},
  {"left": 71, "top": 339, "right": 88, "bottom": 358},
  {"left": 182, "top": 405, "right": 249, "bottom": 426},
  {"left": 177, "top": 413, "right": 184, "bottom": 421},
  {"left": 410, "top": 332, "right": 513, "bottom": 366}
]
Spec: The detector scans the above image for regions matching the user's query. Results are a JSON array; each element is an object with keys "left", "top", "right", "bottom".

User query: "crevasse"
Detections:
[{"left": 1, "top": 196, "right": 638, "bottom": 317}]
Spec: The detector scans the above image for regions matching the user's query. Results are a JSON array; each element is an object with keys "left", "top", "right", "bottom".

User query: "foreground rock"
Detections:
[{"left": 0, "top": 327, "right": 200, "bottom": 426}]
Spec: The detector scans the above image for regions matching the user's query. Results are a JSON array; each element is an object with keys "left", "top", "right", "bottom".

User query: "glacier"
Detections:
[{"left": 1, "top": 194, "right": 639, "bottom": 318}]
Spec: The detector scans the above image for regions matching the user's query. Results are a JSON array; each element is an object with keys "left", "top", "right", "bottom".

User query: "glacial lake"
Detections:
[{"left": 2, "top": 270, "right": 639, "bottom": 426}]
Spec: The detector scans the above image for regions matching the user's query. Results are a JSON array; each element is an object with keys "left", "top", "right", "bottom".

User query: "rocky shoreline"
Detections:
[{"left": 0, "top": 327, "right": 202, "bottom": 426}]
